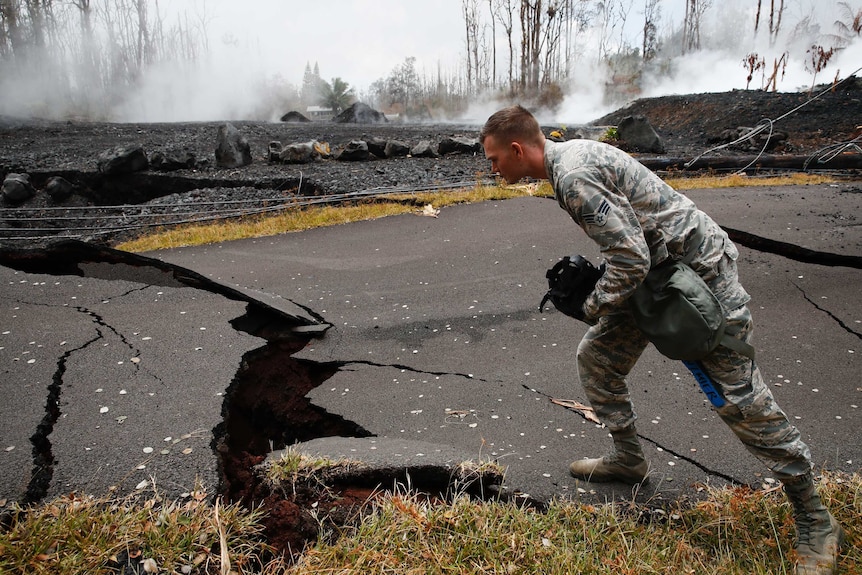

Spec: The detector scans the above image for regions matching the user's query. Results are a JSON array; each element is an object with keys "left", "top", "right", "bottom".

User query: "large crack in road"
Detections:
[
  {"left": 0, "top": 231, "right": 859, "bottom": 553},
  {"left": 26, "top": 330, "right": 101, "bottom": 504}
]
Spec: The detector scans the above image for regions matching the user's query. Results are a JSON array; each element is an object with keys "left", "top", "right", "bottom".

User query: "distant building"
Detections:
[{"left": 306, "top": 106, "right": 334, "bottom": 119}]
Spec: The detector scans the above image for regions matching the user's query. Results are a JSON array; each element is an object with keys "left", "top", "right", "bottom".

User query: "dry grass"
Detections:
[
  {"left": 0, "top": 484, "right": 289, "bottom": 575},
  {"left": 286, "top": 472, "right": 861, "bottom": 575},
  {"left": 2, "top": 472, "right": 857, "bottom": 574},
  {"left": 115, "top": 183, "right": 538, "bottom": 253},
  {"left": 665, "top": 171, "right": 835, "bottom": 190},
  {"left": 115, "top": 172, "right": 836, "bottom": 253}
]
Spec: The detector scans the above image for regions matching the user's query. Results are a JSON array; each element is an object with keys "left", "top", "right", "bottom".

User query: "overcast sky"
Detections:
[
  {"left": 199, "top": 0, "right": 468, "bottom": 92},
  {"left": 199, "top": 0, "right": 674, "bottom": 92},
  {"left": 4, "top": 1, "right": 856, "bottom": 122},
  {"left": 164, "top": 0, "right": 857, "bottom": 123},
  {"left": 197, "top": 0, "right": 858, "bottom": 91}
]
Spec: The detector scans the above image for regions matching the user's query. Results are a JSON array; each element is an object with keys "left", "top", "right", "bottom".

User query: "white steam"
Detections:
[{"left": 0, "top": 0, "right": 859, "bottom": 124}]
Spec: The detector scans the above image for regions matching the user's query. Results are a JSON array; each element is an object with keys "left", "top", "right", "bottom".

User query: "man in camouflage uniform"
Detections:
[{"left": 480, "top": 105, "right": 843, "bottom": 575}]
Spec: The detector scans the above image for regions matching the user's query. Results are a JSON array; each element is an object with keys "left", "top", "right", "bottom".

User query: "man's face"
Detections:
[{"left": 482, "top": 134, "right": 524, "bottom": 184}]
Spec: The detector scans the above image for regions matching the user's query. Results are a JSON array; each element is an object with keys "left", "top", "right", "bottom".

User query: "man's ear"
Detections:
[{"left": 510, "top": 141, "right": 524, "bottom": 158}]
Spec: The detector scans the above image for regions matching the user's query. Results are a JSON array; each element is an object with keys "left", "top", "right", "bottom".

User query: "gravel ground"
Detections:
[
  {"left": 0, "top": 120, "right": 493, "bottom": 247},
  {"left": 2, "top": 81, "right": 861, "bottom": 248}
]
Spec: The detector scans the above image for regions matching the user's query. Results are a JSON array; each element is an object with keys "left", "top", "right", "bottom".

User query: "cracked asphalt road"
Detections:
[{"left": 1, "top": 183, "right": 860, "bottom": 507}]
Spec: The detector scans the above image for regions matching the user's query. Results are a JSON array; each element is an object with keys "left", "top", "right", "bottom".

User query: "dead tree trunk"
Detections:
[{"left": 0, "top": 0, "right": 23, "bottom": 57}]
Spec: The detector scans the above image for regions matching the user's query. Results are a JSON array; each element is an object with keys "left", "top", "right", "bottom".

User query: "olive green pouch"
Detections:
[{"left": 630, "top": 261, "right": 755, "bottom": 361}]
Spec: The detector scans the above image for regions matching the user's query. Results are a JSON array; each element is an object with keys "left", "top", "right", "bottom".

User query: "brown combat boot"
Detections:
[
  {"left": 569, "top": 425, "right": 649, "bottom": 484},
  {"left": 785, "top": 476, "right": 845, "bottom": 575}
]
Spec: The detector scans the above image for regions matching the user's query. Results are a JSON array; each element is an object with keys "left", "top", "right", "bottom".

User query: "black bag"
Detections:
[
  {"left": 539, "top": 255, "right": 604, "bottom": 320},
  {"left": 629, "top": 261, "right": 755, "bottom": 361}
]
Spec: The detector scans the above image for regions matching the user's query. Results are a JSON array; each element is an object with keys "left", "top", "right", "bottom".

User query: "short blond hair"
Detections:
[{"left": 480, "top": 105, "right": 544, "bottom": 146}]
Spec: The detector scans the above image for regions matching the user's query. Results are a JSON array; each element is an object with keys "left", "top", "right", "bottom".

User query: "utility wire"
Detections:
[
  {"left": 684, "top": 66, "right": 862, "bottom": 172},
  {"left": 0, "top": 176, "right": 496, "bottom": 241}
]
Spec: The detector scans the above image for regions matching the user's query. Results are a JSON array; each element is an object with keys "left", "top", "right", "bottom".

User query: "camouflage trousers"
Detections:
[{"left": 575, "top": 255, "right": 813, "bottom": 482}]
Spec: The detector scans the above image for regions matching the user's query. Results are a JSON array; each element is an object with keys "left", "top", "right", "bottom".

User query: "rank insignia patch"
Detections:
[{"left": 584, "top": 199, "right": 611, "bottom": 227}]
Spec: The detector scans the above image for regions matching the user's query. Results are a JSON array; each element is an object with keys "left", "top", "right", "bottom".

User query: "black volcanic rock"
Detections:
[{"left": 333, "top": 102, "right": 387, "bottom": 124}]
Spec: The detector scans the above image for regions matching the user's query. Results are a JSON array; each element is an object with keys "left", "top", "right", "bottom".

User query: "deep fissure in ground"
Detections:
[{"left": 1, "top": 228, "right": 860, "bottom": 557}]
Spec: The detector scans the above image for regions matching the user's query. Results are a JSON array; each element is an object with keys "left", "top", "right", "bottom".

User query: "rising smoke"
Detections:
[{"left": 0, "top": 0, "right": 858, "bottom": 124}]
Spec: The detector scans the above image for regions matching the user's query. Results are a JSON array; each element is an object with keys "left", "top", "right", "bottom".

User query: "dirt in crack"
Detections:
[{"left": 212, "top": 332, "right": 373, "bottom": 556}]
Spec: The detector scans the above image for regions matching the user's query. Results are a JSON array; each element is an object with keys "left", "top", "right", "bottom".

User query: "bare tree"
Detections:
[
  {"left": 764, "top": 51, "right": 788, "bottom": 91},
  {"left": 682, "top": 0, "right": 711, "bottom": 54},
  {"left": 134, "top": 0, "right": 150, "bottom": 68},
  {"left": 615, "top": 0, "right": 634, "bottom": 55},
  {"left": 0, "top": 0, "right": 23, "bottom": 56},
  {"left": 540, "top": 0, "right": 564, "bottom": 85},
  {"left": 487, "top": 0, "right": 496, "bottom": 86},
  {"left": 742, "top": 52, "right": 764, "bottom": 89},
  {"left": 642, "top": 0, "right": 660, "bottom": 62},
  {"left": 754, "top": 0, "right": 784, "bottom": 46},
  {"left": 769, "top": 0, "right": 784, "bottom": 43},
  {"left": 462, "top": 0, "right": 586, "bottom": 97},
  {"left": 492, "top": 0, "right": 515, "bottom": 89},
  {"left": 804, "top": 44, "right": 834, "bottom": 91},
  {"left": 24, "top": 0, "right": 46, "bottom": 48},
  {"left": 462, "top": 0, "right": 481, "bottom": 92},
  {"left": 519, "top": 0, "right": 546, "bottom": 91}
]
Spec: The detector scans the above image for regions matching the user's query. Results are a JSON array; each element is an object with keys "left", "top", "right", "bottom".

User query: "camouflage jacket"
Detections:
[{"left": 544, "top": 139, "right": 749, "bottom": 322}]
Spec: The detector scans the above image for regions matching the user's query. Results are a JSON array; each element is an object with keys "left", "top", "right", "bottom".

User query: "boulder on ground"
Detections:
[
  {"left": 215, "top": 123, "right": 252, "bottom": 168},
  {"left": 616, "top": 115, "right": 665, "bottom": 154},
  {"left": 268, "top": 141, "right": 283, "bottom": 162},
  {"left": 280, "top": 111, "right": 311, "bottom": 123},
  {"left": 365, "top": 137, "right": 388, "bottom": 158},
  {"left": 45, "top": 176, "right": 76, "bottom": 202},
  {"left": 97, "top": 145, "right": 149, "bottom": 175},
  {"left": 410, "top": 140, "right": 438, "bottom": 158},
  {"left": 333, "top": 102, "right": 387, "bottom": 124},
  {"left": 281, "top": 141, "right": 328, "bottom": 164},
  {"left": 336, "top": 140, "right": 370, "bottom": 161},
  {"left": 438, "top": 136, "right": 482, "bottom": 155},
  {"left": 1, "top": 173, "right": 34, "bottom": 204},
  {"left": 149, "top": 150, "right": 196, "bottom": 172},
  {"left": 384, "top": 140, "right": 411, "bottom": 158},
  {"left": 314, "top": 141, "right": 331, "bottom": 159}
]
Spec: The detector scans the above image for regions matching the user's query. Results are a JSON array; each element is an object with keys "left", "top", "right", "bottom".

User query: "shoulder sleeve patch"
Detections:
[{"left": 583, "top": 199, "right": 611, "bottom": 227}]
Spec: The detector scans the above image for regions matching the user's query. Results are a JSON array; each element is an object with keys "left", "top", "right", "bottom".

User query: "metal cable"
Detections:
[
  {"left": 684, "top": 66, "right": 862, "bottom": 171},
  {"left": 0, "top": 176, "right": 497, "bottom": 241}
]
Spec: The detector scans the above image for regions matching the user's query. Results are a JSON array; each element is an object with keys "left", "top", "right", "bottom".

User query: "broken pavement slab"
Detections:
[
  {"left": 0, "top": 240, "right": 328, "bottom": 333},
  {"left": 269, "top": 437, "right": 503, "bottom": 495},
  {"left": 159, "top": 188, "right": 859, "bottom": 502},
  {"left": 0, "top": 266, "right": 261, "bottom": 503},
  {"left": 0, "top": 185, "right": 859, "bottom": 510}
]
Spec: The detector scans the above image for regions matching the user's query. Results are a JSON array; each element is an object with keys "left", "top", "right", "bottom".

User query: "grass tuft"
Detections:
[
  {"left": 286, "top": 472, "right": 861, "bottom": 574},
  {"left": 0, "top": 473, "right": 858, "bottom": 573},
  {"left": 263, "top": 447, "right": 362, "bottom": 492},
  {"left": 0, "top": 484, "right": 289, "bottom": 574}
]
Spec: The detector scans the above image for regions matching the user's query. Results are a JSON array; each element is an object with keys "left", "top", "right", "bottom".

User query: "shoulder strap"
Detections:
[{"left": 719, "top": 332, "right": 756, "bottom": 360}]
